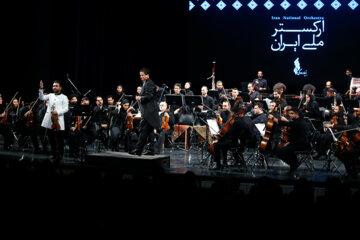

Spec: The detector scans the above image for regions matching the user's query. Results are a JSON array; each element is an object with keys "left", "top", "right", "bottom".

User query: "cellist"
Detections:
[
  {"left": 39, "top": 80, "right": 69, "bottom": 164},
  {"left": 210, "top": 104, "right": 257, "bottom": 170}
]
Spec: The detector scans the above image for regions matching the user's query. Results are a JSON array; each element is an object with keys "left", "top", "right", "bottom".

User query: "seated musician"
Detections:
[
  {"left": 267, "top": 100, "right": 283, "bottom": 155},
  {"left": 18, "top": 101, "right": 41, "bottom": 154},
  {"left": 322, "top": 108, "right": 360, "bottom": 177},
  {"left": 0, "top": 95, "right": 15, "bottom": 150},
  {"left": 247, "top": 83, "right": 261, "bottom": 102},
  {"left": 68, "top": 97, "right": 91, "bottom": 158},
  {"left": 300, "top": 93, "right": 321, "bottom": 119},
  {"left": 198, "top": 86, "right": 215, "bottom": 111},
  {"left": 210, "top": 106, "right": 257, "bottom": 170},
  {"left": 7, "top": 98, "right": 20, "bottom": 128},
  {"left": 272, "top": 82, "right": 287, "bottom": 96},
  {"left": 216, "top": 80, "right": 228, "bottom": 104},
  {"left": 184, "top": 82, "right": 194, "bottom": 96},
  {"left": 90, "top": 96, "right": 109, "bottom": 148},
  {"left": 270, "top": 89, "right": 287, "bottom": 110},
  {"left": 170, "top": 83, "right": 188, "bottom": 123},
  {"left": 322, "top": 81, "right": 337, "bottom": 97},
  {"left": 115, "top": 84, "right": 125, "bottom": 103},
  {"left": 153, "top": 101, "right": 175, "bottom": 154},
  {"left": 106, "top": 95, "right": 116, "bottom": 112},
  {"left": 354, "top": 88, "right": 360, "bottom": 112},
  {"left": 324, "top": 88, "right": 343, "bottom": 116},
  {"left": 313, "top": 105, "right": 347, "bottom": 160},
  {"left": 109, "top": 99, "right": 131, "bottom": 151},
  {"left": 251, "top": 103, "right": 268, "bottom": 125},
  {"left": 269, "top": 108, "right": 310, "bottom": 174},
  {"left": 220, "top": 101, "right": 231, "bottom": 127}
]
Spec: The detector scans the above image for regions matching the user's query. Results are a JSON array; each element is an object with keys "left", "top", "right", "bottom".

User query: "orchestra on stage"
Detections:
[{"left": 0, "top": 67, "right": 359, "bottom": 177}]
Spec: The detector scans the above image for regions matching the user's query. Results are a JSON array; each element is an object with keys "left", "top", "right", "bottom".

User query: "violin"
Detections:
[
  {"left": 161, "top": 114, "right": 170, "bottom": 131},
  {"left": 125, "top": 112, "right": 134, "bottom": 130},
  {"left": 0, "top": 91, "right": 18, "bottom": 126},
  {"left": 51, "top": 105, "right": 61, "bottom": 131},
  {"left": 354, "top": 109, "right": 360, "bottom": 119},
  {"left": 74, "top": 116, "right": 81, "bottom": 131},
  {"left": 208, "top": 96, "right": 243, "bottom": 154},
  {"left": 25, "top": 111, "right": 34, "bottom": 127}
]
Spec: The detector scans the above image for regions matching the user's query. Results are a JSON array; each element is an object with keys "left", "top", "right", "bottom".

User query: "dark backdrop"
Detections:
[
  {"left": 188, "top": 0, "right": 360, "bottom": 94},
  {"left": 2, "top": 0, "right": 188, "bottom": 103},
  {"left": 2, "top": 0, "right": 360, "bottom": 103}
]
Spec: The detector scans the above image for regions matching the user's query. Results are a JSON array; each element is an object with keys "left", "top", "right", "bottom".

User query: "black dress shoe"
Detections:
[
  {"left": 210, "top": 162, "right": 222, "bottom": 170},
  {"left": 143, "top": 150, "right": 154, "bottom": 156},
  {"left": 129, "top": 150, "right": 142, "bottom": 156}
]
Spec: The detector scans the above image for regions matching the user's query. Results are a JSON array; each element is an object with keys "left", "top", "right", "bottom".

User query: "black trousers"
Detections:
[
  {"left": 337, "top": 149, "right": 360, "bottom": 176},
  {"left": 135, "top": 119, "right": 156, "bottom": 152},
  {"left": 276, "top": 144, "right": 305, "bottom": 167},
  {"left": 18, "top": 126, "right": 40, "bottom": 152},
  {"left": 213, "top": 139, "right": 241, "bottom": 165},
  {"left": 48, "top": 129, "right": 64, "bottom": 158},
  {"left": 0, "top": 124, "right": 14, "bottom": 149}
]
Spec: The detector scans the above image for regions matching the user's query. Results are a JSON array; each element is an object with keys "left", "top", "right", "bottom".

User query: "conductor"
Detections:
[{"left": 130, "top": 68, "right": 161, "bottom": 156}]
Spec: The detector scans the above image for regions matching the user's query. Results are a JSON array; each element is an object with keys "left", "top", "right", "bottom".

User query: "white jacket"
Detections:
[{"left": 39, "top": 90, "right": 69, "bottom": 130}]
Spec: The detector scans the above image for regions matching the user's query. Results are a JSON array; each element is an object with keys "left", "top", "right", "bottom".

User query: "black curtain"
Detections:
[{"left": 2, "top": 0, "right": 187, "bottom": 103}]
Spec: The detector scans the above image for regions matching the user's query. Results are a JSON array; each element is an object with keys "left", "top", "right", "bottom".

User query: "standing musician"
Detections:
[
  {"left": 252, "top": 70, "right": 268, "bottom": 93},
  {"left": 130, "top": 68, "right": 161, "bottom": 156},
  {"left": 153, "top": 101, "right": 175, "bottom": 154},
  {"left": 0, "top": 95, "right": 15, "bottom": 150},
  {"left": 210, "top": 105, "right": 257, "bottom": 170},
  {"left": 269, "top": 108, "right": 310, "bottom": 174},
  {"left": 39, "top": 80, "right": 69, "bottom": 163},
  {"left": 215, "top": 80, "right": 228, "bottom": 104}
]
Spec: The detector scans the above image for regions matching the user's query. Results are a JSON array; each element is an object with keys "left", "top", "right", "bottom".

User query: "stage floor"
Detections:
[{"left": 0, "top": 144, "right": 357, "bottom": 186}]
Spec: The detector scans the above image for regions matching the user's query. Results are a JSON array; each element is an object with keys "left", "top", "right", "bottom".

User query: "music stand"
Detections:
[
  {"left": 315, "top": 97, "right": 330, "bottom": 109},
  {"left": 165, "top": 94, "right": 184, "bottom": 108},
  {"left": 72, "top": 104, "right": 93, "bottom": 162},
  {"left": 184, "top": 95, "right": 203, "bottom": 109},
  {"left": 72, "top": 104, "right": 93, "bottom": 117}
]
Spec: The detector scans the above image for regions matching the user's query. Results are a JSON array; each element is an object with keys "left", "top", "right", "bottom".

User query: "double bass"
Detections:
[
  {"left": 208, "top": 96, "right": 243, "bottom": 154},
  {"left": 259, "top": 98, "right": 283, "bottom": 153}
]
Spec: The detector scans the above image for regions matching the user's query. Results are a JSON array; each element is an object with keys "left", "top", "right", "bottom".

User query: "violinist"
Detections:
[
  {"left": 153, "top": 101, "right": 175, "bottom": 154},
  {"left": 269, "top": 108, "right": 310, "bottom": 174},
  {"left": 324, "top": 88, "right": 343, "bottom": 116},
  {"left": 0, "top": 95, "right": 14, "bottom": 150},
  {"left": 216, "top": 80, "right": 228, "bottom": 104},
  {"left": 169, "top": 83, "right": 187, "bottom": 123},
  {"left": 109, "top": 99, "right": 131, "bottom": 151},
  {"left": 313, "top": 105, "right": 346, "bottom": 160},
  {"left": 324, "top": 108, "right": 360, "bottom": 177},
  {"left": 92, "top": 96, "right": 109, "bottom": 148},
  {"left": 18, "top": 101, "right": 41, "bottom": 153},
  {"left": 39, "top": 80, "right": 69, "bottom": 164},
  {"left": 210, "top": 105, "right": 257, "bottom": 170},
  {"left": 7, "top": 98, "right": 20, "bottom": 128},
  {"left": 68, "top": 97, "right": 91, "bottom": 158}
]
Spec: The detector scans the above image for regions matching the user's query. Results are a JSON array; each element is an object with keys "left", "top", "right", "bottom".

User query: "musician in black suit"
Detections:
[
  {"left": 269, "top": 108, "right": 310, "bottom": 174},
  {"left": 130, "top": 68, "right": 161, "bottom": 156}
]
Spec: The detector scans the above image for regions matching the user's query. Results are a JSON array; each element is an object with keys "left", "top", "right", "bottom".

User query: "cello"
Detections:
[
  {"left": 208, "top": 96, "right": 243, "bottom": 154},
  {"left": 259, "top": 98, "right": 283, "bottom": 153}
]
